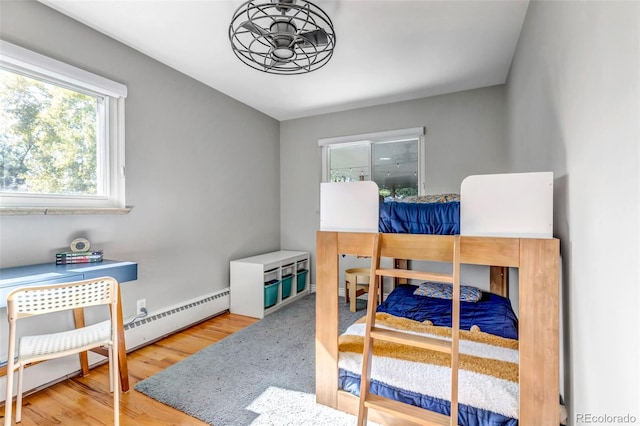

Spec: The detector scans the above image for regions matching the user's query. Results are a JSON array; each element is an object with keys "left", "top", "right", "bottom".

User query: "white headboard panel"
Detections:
[
  {"left": 320, "top": 182, "right": 379, "bottom": 232},
  {"left": 460, "top": 172, "right": 554, "bottom": 239}
]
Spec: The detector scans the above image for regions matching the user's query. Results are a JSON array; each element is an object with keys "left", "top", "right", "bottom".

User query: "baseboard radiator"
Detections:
[{"left": 124, "top": 288, "right": 231, "bottom": 351}]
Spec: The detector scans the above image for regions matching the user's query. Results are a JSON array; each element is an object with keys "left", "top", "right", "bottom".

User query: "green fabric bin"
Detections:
[
  {"left": 281, "top": 275, "right": 293, "bottom": 299},
  {"left": 264, "top": 279, "right": 279, "bottom": 308},
  {"left": 296, "top": 269, "right": 308, "bottom": 292}
]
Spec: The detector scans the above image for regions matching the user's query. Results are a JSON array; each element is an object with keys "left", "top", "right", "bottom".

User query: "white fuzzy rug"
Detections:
[{"left": 246, "top": 386, "right": 379, "bottom": 426}]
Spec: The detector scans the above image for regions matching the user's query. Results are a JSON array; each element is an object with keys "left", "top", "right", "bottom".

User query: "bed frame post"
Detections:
[
  {"left": 316, "top": 231, "right": 340, "bottom": 408},
  {"left": 489, "top": 266, "right": 509, "bottom": 297},
  {"left": 393, "top": 258, "right": 408, "bottom": 287},
  {"left": 518, "top": 238, "right": 559, "bottom": 425}
]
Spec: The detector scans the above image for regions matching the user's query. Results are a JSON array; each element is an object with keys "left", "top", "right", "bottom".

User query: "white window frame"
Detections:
[
  {"left": 0, "top": 40, "right": 127, "bottom": 211},
  {"left": 319, "top": 127, "right": 427, "bottom": 194}
]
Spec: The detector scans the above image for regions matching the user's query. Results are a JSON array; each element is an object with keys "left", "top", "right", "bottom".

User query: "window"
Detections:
[
  {"left": 0, "top": 40, "right": 127, "bottom": 211},
  {"left": 320, "top": 128, "right": 425, "bottom": 199}
]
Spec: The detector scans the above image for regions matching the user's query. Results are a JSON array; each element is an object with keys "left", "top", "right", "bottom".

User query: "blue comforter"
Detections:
[
  {"left": 377, "top": 284, "right": 518, "bottom": 340},
  {"left": 379, "top": 201, "right": 460, "bottom": 234},
  {"left": 338, "top": 284, "right": 520, "bottom": 425}
]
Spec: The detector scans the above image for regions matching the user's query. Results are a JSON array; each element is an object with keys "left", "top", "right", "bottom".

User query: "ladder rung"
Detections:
[
  {"left": 370, "top": 328, "right": 452, "bottom": 353},
  {"left": 376, "top": 268, "right": 453, "bottom": 283},
  {"left": 364, "top": 394, "right": 453, "bottom": 426}
]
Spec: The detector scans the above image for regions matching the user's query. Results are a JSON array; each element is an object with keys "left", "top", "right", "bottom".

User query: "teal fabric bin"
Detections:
[
  {"left": 264, "top": 279, "right": 279, "bottom": 308},
  {"left": 296, "top": 269, "right": 308, "bottom": 292},
  {"left": 281, "top": 275, "right": 293, "bottom": 299}
]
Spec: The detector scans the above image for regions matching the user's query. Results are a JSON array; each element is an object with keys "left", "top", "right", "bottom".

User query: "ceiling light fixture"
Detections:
[{"left": 229, "top": 0, "right": 336, "bottom": 74}]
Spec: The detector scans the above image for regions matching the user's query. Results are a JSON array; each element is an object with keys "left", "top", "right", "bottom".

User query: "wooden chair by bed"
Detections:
[{"left": 315, "top": 231, "right": 559, "bottom": 425}]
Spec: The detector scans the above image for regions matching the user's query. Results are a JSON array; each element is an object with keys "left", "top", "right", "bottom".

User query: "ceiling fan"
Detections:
[{"left": 229, "top": 0, "right": 336, "bottom": 74}]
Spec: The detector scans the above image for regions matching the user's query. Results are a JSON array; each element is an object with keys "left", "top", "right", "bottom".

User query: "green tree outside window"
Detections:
[{"left": 1, "top": 69, "right": 99, "bottom": 196}]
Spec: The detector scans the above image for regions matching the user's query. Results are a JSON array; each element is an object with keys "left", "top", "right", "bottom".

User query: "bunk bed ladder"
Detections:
[{"left": 357, "top": 233, "right": 461, "bottom": 426}]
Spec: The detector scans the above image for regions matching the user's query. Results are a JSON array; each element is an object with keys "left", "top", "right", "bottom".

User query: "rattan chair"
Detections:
[{"left": 4, "top": 277, "right": 120, "bottom": 426}]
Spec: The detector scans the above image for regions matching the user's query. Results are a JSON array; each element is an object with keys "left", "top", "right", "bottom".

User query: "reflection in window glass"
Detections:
[
  {"left": 328, "top": 138, "right": 419, "bottom": 198},
  {"left": 373, "top": 139, "right": 419, "bottom": 199},
  {"left": 329, "top": 143, "right": 369, "bottom": 182}
]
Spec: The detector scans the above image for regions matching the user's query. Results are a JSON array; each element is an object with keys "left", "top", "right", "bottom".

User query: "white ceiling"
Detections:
[{"left": 39, "top": 0, "right": 530, "bottom": 121}]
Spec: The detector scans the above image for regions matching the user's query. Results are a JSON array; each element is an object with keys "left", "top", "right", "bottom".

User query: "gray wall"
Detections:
[
  {"left": 506, "top": 0, "right": 639, "bottom": 421},
  {"left": 280, "top": 85, "right": 508, "bottom": 281},
  {"left": 0, "top": 2, "right": 280, "bottom": 318},
  {"left": 5, "top": 1, "right": 638, "bottom": 422}
]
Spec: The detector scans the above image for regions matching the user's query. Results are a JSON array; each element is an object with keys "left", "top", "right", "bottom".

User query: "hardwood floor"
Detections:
[{"left": 1, "top": 312, "right": 258, "bottom": 425}]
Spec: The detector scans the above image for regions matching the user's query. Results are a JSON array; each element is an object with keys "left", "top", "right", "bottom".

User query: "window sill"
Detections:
[{"left": 0, "top": 207, "right": 133, "bottom": 216}]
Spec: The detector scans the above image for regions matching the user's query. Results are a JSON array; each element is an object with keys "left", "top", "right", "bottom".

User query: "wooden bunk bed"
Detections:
[
  {"left": 316, "top": 232, "right": 559, "bottom": 425},
  {"left": 315, "top": 173, "right": 560, "bottom": 425}
]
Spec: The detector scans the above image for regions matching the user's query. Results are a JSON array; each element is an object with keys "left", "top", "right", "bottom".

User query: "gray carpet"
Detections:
[{"left": 135, "top": 294, "right": 367, "bottom": 425}]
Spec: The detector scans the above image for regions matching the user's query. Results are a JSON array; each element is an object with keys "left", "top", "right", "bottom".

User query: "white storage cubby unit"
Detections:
[{"left": 230, "top": 250, "right": 310, "bottom": 319}]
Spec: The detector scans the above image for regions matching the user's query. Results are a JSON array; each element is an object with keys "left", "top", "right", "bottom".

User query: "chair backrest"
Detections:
[{"left": 6, "top": 277, "right": 118, "bottom": 322}]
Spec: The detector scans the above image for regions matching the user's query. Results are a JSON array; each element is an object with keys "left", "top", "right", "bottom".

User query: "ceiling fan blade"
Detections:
[
  {"left": 266, "top": 58, "right": 287, "bottom": 71},
  {"left": 298, "top": 29, "right": 329, "bottom": 47},
  {"left": 241, "top": 21, "right": 270, "bottom": 37}
]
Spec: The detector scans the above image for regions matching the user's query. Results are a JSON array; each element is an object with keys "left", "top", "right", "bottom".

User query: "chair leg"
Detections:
[
  {"left": 4, "top": 368, "right": 13, "bottom": 426},
  {"left": 112, "top": 346, "right": 120, "bottom": 426},
  {"left": 349, "top": 283, "right": 357, "bottom": 312},
  {"left": 15, "top": 365, "right": 24, "bottom": 423},
  {"left": 345, "top": 281, "right": 350, "bottom": 303},
  {"left": 108, "top": 346, "right": 114, "bottom": 393}
]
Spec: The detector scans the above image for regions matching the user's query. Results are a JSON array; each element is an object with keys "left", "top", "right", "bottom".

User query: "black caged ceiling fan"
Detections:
[{"left": 229, "top": 0, "right": 336, "bottom": 74}]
